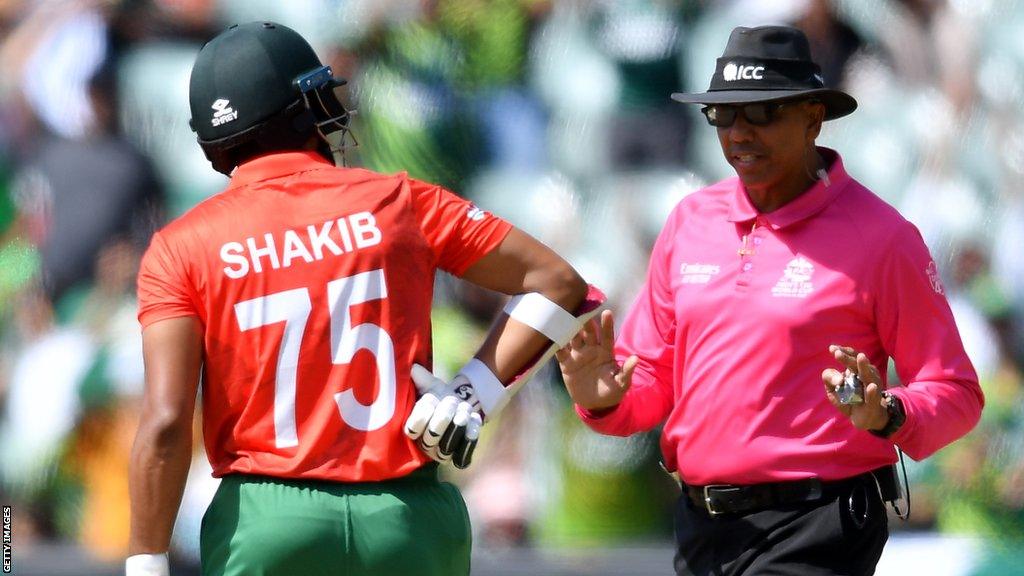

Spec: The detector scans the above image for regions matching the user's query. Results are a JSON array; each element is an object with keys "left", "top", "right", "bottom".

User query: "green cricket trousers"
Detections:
[{"left": 200, "top": 464, "right": 471, "bottom": 575}]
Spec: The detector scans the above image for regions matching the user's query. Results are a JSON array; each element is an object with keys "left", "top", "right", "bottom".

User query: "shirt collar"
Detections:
[
  {"left": 727, "top": 147, "right": 850, "bottom": 229},
  {"left": 227, "top": 151, "right": 335, "bottom": 189}
]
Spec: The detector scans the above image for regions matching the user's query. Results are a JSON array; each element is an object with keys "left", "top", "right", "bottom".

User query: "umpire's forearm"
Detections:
[{"left": 128, "top": 417, "right": 193, "bottom": 555}]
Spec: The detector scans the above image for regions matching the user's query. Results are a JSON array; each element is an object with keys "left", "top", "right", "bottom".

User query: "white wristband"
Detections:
[
  {"left": 503, "top": 293, "right": 580, "bottom": 347},
  {"left": 458, "top": 358, "right": 507, "bottom": 416},
  {"left": 126, "top": 553, "right": 170, "bottom": 576}
]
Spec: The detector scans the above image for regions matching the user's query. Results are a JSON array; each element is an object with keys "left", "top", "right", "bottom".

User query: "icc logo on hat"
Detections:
[
  {"left": 723, "top": 62, "right": 765, "bottom": 81},
  {"left": 671, "top": 26, "right": 857, "bottom": 120}
]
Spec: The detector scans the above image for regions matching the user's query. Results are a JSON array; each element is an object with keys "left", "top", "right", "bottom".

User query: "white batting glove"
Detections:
[
  {"left": 405, "top": 364, "right": 484, "bottom": 469},
  {"left": 126, "top": 553, "right": 170, "bottom": 576}
]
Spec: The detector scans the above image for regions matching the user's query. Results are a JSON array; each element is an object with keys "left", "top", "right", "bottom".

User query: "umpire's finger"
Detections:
[
  {"left": 821, "top": 367, "right": 844, "bottom": 386},
  {"left": 829, "top": 344, "right": 857, "bottom": 356},
  {"left": 855, "top": 353, "right": 882, "bottom": 386},
  {"left": 616, "top": 355, "right": 639, "bottom": 390},
  {"left": 861, "top": 380, "right": 883, "bottom": 411},
  {"left": 821, "top": 368, "right": 844, "bottom": 398},
  {"left": 581, "top": 317, "right": 600, "bottom": 347},
  {"left": 569, "top": 329, "right": 586, "bottom": 351},
  {"left": 555, "top": 345, "right": 570, "bottom": 363},
  {"left": 600, "top": 310, "right": 616, "bottom": 353},
  {"left": 821, "top": 368, "right": 852, "bottom": 415},
  {"left": 829, "top": 344, "right": 859, "bottom": 368}
]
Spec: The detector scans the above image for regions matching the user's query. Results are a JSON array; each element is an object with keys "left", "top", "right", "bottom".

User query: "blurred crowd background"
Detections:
[{"left": 1, "top": 0, "right": 1023, "bottom": 574}]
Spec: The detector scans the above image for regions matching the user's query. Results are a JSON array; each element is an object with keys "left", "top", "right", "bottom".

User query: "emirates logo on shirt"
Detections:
[
  {"left": 771, "top": 256, "right": 815, "bottom": 298},
  {"left": 679, "top": 263, "right": 721, "bottom": 284}
]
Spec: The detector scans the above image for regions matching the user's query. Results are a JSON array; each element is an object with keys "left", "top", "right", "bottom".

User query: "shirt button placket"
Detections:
[{"left": 736, "top": 218, "right": 765, "bottom": 290}]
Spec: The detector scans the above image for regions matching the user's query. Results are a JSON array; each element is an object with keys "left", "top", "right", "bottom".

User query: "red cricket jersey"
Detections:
[{"left": 137, "top": 151, "right": 511, "bottom": 482}]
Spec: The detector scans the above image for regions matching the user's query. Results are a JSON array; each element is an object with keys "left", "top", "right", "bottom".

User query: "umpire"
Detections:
[{"left": 556, "top": 25, "right": 983, "bottom": 576}]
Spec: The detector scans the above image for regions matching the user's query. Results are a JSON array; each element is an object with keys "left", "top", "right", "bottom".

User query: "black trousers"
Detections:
[{"left": 674, "top": 475, "right": 889, "bottom": 576}]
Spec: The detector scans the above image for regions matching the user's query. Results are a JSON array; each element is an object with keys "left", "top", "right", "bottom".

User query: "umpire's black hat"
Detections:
[{"left": 671, "top": 25, "right": 857, "bottom": 120}]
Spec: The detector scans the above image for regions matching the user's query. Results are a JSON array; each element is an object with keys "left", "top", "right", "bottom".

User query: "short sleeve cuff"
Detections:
[
  {"left": 138, "top": 308, "right": 201, "bottom": 330},
  {"left": 448, "top": 220, "right": 513, "bottom": 276}
]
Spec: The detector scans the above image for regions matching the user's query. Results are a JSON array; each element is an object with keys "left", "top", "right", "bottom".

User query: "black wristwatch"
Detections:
[{"left": 869, "top": 391, "right": 906, "bottom": 439}]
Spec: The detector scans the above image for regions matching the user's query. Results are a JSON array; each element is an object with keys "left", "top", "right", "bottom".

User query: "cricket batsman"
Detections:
[{"left": 126, "top": 21, "right": 602, "bottom": 576}]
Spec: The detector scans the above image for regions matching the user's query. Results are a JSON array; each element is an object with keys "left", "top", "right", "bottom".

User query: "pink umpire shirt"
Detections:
[{"left": 578, "top": 149, "right": 983, "bottom": 486}]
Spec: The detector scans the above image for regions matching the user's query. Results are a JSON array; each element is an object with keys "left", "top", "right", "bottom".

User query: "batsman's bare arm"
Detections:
[
  {"left": 128, "top": 316, "right": 203, "bottom": 555},
  {"left": 461, "top": 227, "right": 587, "bottom": 380}
]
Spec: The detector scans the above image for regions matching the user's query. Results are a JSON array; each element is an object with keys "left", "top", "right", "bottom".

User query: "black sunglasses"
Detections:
[{"left": 700, "top": 102, "right": 787, "bottom": 127}]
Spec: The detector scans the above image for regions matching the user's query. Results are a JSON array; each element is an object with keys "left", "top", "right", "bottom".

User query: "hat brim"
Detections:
[{"left": 670, "top": 88, "right": 857, "bottom": 120}]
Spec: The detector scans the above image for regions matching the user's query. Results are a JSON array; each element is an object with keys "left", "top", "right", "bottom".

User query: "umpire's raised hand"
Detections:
[
  {"left": 821, "top": 344, "right": 890, "bottom": 432},
  {"left": 555, "top": 309, "right": 638, "bottom": 411}
]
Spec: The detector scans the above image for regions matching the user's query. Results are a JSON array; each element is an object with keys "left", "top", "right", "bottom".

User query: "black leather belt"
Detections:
[{"left": 684, "top": 466, "right": 897, "bottom": 517}]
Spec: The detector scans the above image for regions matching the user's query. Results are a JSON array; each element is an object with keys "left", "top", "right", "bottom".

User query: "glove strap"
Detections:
[
  {"left": 457, "top": 358, "right": 505, "bottom": 417},
  {"left": 126, "top": 553, "right": 170, "bottom": 576}
]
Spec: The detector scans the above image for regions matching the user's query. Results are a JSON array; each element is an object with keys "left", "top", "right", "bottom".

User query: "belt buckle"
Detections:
[{"left": 702, "top": 484, "right": 734, "bottom": 517}]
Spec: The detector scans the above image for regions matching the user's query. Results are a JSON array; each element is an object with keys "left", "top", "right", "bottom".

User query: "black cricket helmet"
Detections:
[{"left": 188, "top": 22, "right": 353, "bottom": 175}]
